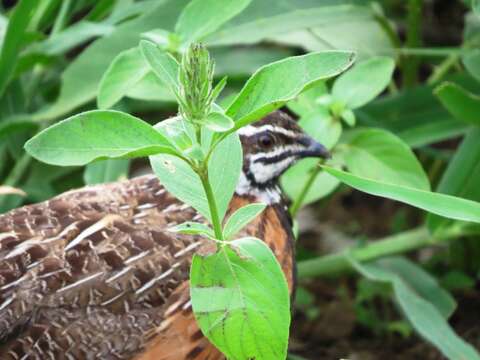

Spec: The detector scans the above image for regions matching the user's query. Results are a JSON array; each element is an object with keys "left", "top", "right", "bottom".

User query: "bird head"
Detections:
[{"left": 236, "top": 111, "right": 330, "bottom": 203}]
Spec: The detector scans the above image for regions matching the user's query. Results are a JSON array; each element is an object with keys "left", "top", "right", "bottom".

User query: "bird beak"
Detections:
[{"left": 301, "top": 136, "right": 331, "bottom": 159}]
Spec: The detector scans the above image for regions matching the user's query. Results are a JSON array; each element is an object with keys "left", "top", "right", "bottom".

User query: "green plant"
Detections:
[{"left": 3, "top": 1, "right": 480, "bottom": 359}]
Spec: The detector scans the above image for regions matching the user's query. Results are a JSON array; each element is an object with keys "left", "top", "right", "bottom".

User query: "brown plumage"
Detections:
[{"left": 0, "top": 111, "right": 328, "bottom": 359}]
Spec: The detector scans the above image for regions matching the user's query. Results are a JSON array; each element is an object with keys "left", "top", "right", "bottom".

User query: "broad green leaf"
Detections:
[
  {"left": 323, "top": 166, "right": 480, "bottom": 224},
  {"left": 125, "top": 71, "right": 174, "bottom": 102},
  {"left": 332, "top": 57, "right": 395, "bottom": 109},
  {"left": 223, "top": 203, "right": 266, "bottom": 240},
  {"left": 349, "top": 256, "right": 479, "bottom": 360},
  {"left": 83, "top": 159, "right": 130, "bottom": 185},
  {"left": 205, "top": 2, "right": 382, "bottom": 51},
  {"left": 150, "top": 154, "right": 210, "bottom": 220},
  {"left": 140, "top": 40, "right": 180, "bottom": 96},
  {"left": 98, "top": 47, "right": 151, "bottom": 109},
  {"left": 281, "top": 159, "right": 340, "bottom": 206},
  {"left": 298, "top": 108, "right": 342, "bottom": 149},
  {"left": 268, "top": 9, "right": 393, "bottom": 60},
  {"left": 0, "top": 0, "right": 39, "bottom": 97},
  {"left": 25, "top": 110, "right": 176, "bottom": 166},
  {"left": 226, "top": 51, "right": 355, "bottom": 128},
  {"left": 434, "top": 82, "right": 480, "bottom": 125},
  {"left": 33, "top": 0, "right": 188, "bottom": 121},
  {"left": 342, "top": 128, "right": 430, "bottom": 191},
  {"left": 154, "top": 116, "right": 192, "bottom": 151},
  {"left": 169, "top": 222, "right": 214, "bottom": 238},
  {"left": 287, "top": 82, "right": 328, "bottom": 117},
  {"left": 204, "top": 112, "right": 234, "bottom": 132},
  {"left": 208, "top": 133, "right": 243, "bottom": 221},
  {"left": 428, "top": 128, "right": 480, "bottom": 232},
  {"left": 175, "top": 0, "right": 251, "bottom": 45},
  {"left": 191, "top": 237, "right": 290, "bottom": 360}
]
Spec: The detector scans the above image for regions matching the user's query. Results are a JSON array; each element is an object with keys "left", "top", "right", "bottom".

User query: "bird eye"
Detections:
[{"left": 259, "top": 134, "right": 275, "bottom": 149}]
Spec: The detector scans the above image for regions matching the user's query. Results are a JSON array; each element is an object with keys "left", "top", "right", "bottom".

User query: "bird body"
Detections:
[{"left": 0, "top": 112, "right": 328, "bottom": 359}]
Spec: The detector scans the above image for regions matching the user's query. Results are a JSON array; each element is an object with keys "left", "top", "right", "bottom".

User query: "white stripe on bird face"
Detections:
[
  {"left": 249, "top": 156, "right": 297, "bottom": 184},
  {"left": 249, "top": 144, "right": 305, "bottom": 163},
  {"left": 237, "top": 124, "right": 300, "bottom": 139}
]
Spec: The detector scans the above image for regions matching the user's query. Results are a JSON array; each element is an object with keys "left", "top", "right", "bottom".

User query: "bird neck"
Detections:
[{"left": 234, "top": 170, "right": 284, "bottom": 205}]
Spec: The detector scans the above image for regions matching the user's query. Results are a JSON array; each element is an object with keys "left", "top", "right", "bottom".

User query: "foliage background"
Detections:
[{"left": 1, "top": 0, "right": 480, "bottom": 359}]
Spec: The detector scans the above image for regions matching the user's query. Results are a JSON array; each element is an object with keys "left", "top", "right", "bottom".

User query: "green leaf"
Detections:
[
  {"left": 33, "top": 0, "right": 188, "bottom": 121},
  {"left": 125, "top": 71, "right": 175, "bottom": 102},
  {"left": 332, "top": 57, "right": 395, "bottom": 109},
  {"left": 463, "top": 49, "right": 480, "bottom": 82},
  {"left": 0, "top": 0, "right": 39, "bottom": 97},
  {"left": 474, "top": 0, "right": 480, "bottom": 14},
  {"left": 175, "top": 0, "right": 252, "bottom": 45},
  {"left": 98, "top": 47, "right": 151, "bottom": 109},
  {"left": 204, "top": 111, "right": 234, "bottom": 132},
  {"left": 25, "top": 110, "right": 176, "bottom": 166},
  {"left": 349, "top": 256, "right": 479, "bottom": 360},
  {"left": 427, "top": 128, "right": 480, "bottom": 232},
  {"left": 434, "top": 82, "right": 480, "bottom": 126},
  {"left": 151, "top": 154, "right": 210, "bottom": 220},
  {"left": 286, "top": 82, "right": 328, "bottom": 117},
  {"left": 281, "top": 159, "right": 340, "bottom": 206},
  {"left": 298, "top": 108, "right": 342, "bottom": 149},
  {"left": 26, "top": 21, "right": 114, "bottom": 56},
  {"left": 169, "top": 221, "right": 214, "bottom": 238},
  {"left": 223, "top": 203, "right": 266, "bottom": 240},
  {"left": 154, "top": 116, "right": 192, "bottom": 151},
  {"left": 342, "top": 128, "right": 431, "bottom": 191},
  {"left": 208, "top": 133, "right": 243, "bottom": 221},
  {"left": 226, "top": 51, "right": 354, "bottom": 128},
  {"left": 323, "top": 166, "right": 480, "bottom": 224},
  {"left": 190, "top": 237, "right": 290, "bottom": 360},
  {"left": 357, "top": 75, "right": 480, "bottom": 148},
  {"left": 140, "top": 40, "right": 180, "bottom": 96},
  {"left": 83, "top": 159, "right": 130, "bottom": 185}
]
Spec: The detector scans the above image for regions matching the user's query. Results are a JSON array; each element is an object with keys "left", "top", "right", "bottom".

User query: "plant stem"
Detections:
[
  {"left": 51, "top": 0, "right": 71, "bottom": 35},
  {"left": 0, "top": 153, "right": 32, "bottom": 210},
  {"left": 297, "top": 226, "right": 469, "bottom": 279},
  {"left": 427, "top": 54, "right": 459, "bottom": 85},
  {"left": 403, "top": 0, "right": 423, "bottom": 87},
  {"left": 289, "top": 161, "right": 323, "bottom": 217},
  {"left": 200, "top": 171, "right": 223, "bottom": 240}
]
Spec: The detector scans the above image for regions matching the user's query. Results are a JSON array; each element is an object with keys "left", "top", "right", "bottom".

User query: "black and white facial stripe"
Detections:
[{"left": 236, "top": 112, "right": 330, "bottom": 204}]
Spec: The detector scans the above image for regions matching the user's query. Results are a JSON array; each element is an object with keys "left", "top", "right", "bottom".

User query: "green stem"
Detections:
[
  {"left": 200, "top": 170, "right": 223, "bottom": 240},
  {"left": 51, "top": 0, "right": 71, "bottom": 35},
  {"left": 0, "top": 153, "right": 32, "bottom": 210},
  {"left": 297, "top": 226, "right": 469, "bottom": 279},
  {"left": 289, "top": 161, "right": 323, "bottom": 217},
  {"left": 403, "top": 0, "right": 423, "bottom": 87},
  {"left": 427, "top": 54, "right": 459, "bottom": 85}
]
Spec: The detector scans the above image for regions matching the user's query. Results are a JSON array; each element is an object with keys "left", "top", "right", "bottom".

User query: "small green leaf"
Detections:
[
  {"left": 140, "top": 40, "right": 180, "bottom": 96},
  {"left": 298, "top": 108, "right": 342, "bottom": 149},
  {"left": 223, "top": 203, "right": 266, "bottom": 240},
  {"left": 25, "top": 110, "right": 177, "bottom": 166},
  {"left": 97, "top": 47, "right": 149, "bottom": 109},
  {"left": 342, "top": 128, "right": 430, "bottom": 191},
  {"left": 434, "top": 82, "right": 480, "bottom": 126},
  {"left": 204, "top": 112, "right": 234, "bottom": 132},
  {"left": 323, "top": 166, "right": 480, "bottom": 224},
  {"left": 83, "top": 159, "right": 130, "bottom": 185},
  {"left": 349, "top": 256, "right": 479, "bottom": 360},
  {"left": 287, "top": 82, "right": 328, "bottom": 117},
  {"left": 190, "top": 237, "right": 290, "bottom": 360},
  {"left": 210, "top": 76, "right": 228, "bottom": 104},
  {"left": 154, "top": 116, "right": 193, "bottom": 151},
  {"left": 208, "top": 133, "right": 243, "bottom": 220},
  {"left": 226, "top": 51, "right": 355, "bottom": 129},
  {"left": 463, "top": 49, "right": 480, "bottom": 82},
  {"left": 332, "top": 57, "right": 395, "bottom": 109},
  {"left": 341, "top": 108, "right": 356, "bottom": 127},
  {"left": 169, "top": 222, "right": 214, "bottom": 238},
  {"left": 175, "top": 0, "right": 252, "bottom": 45}
]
